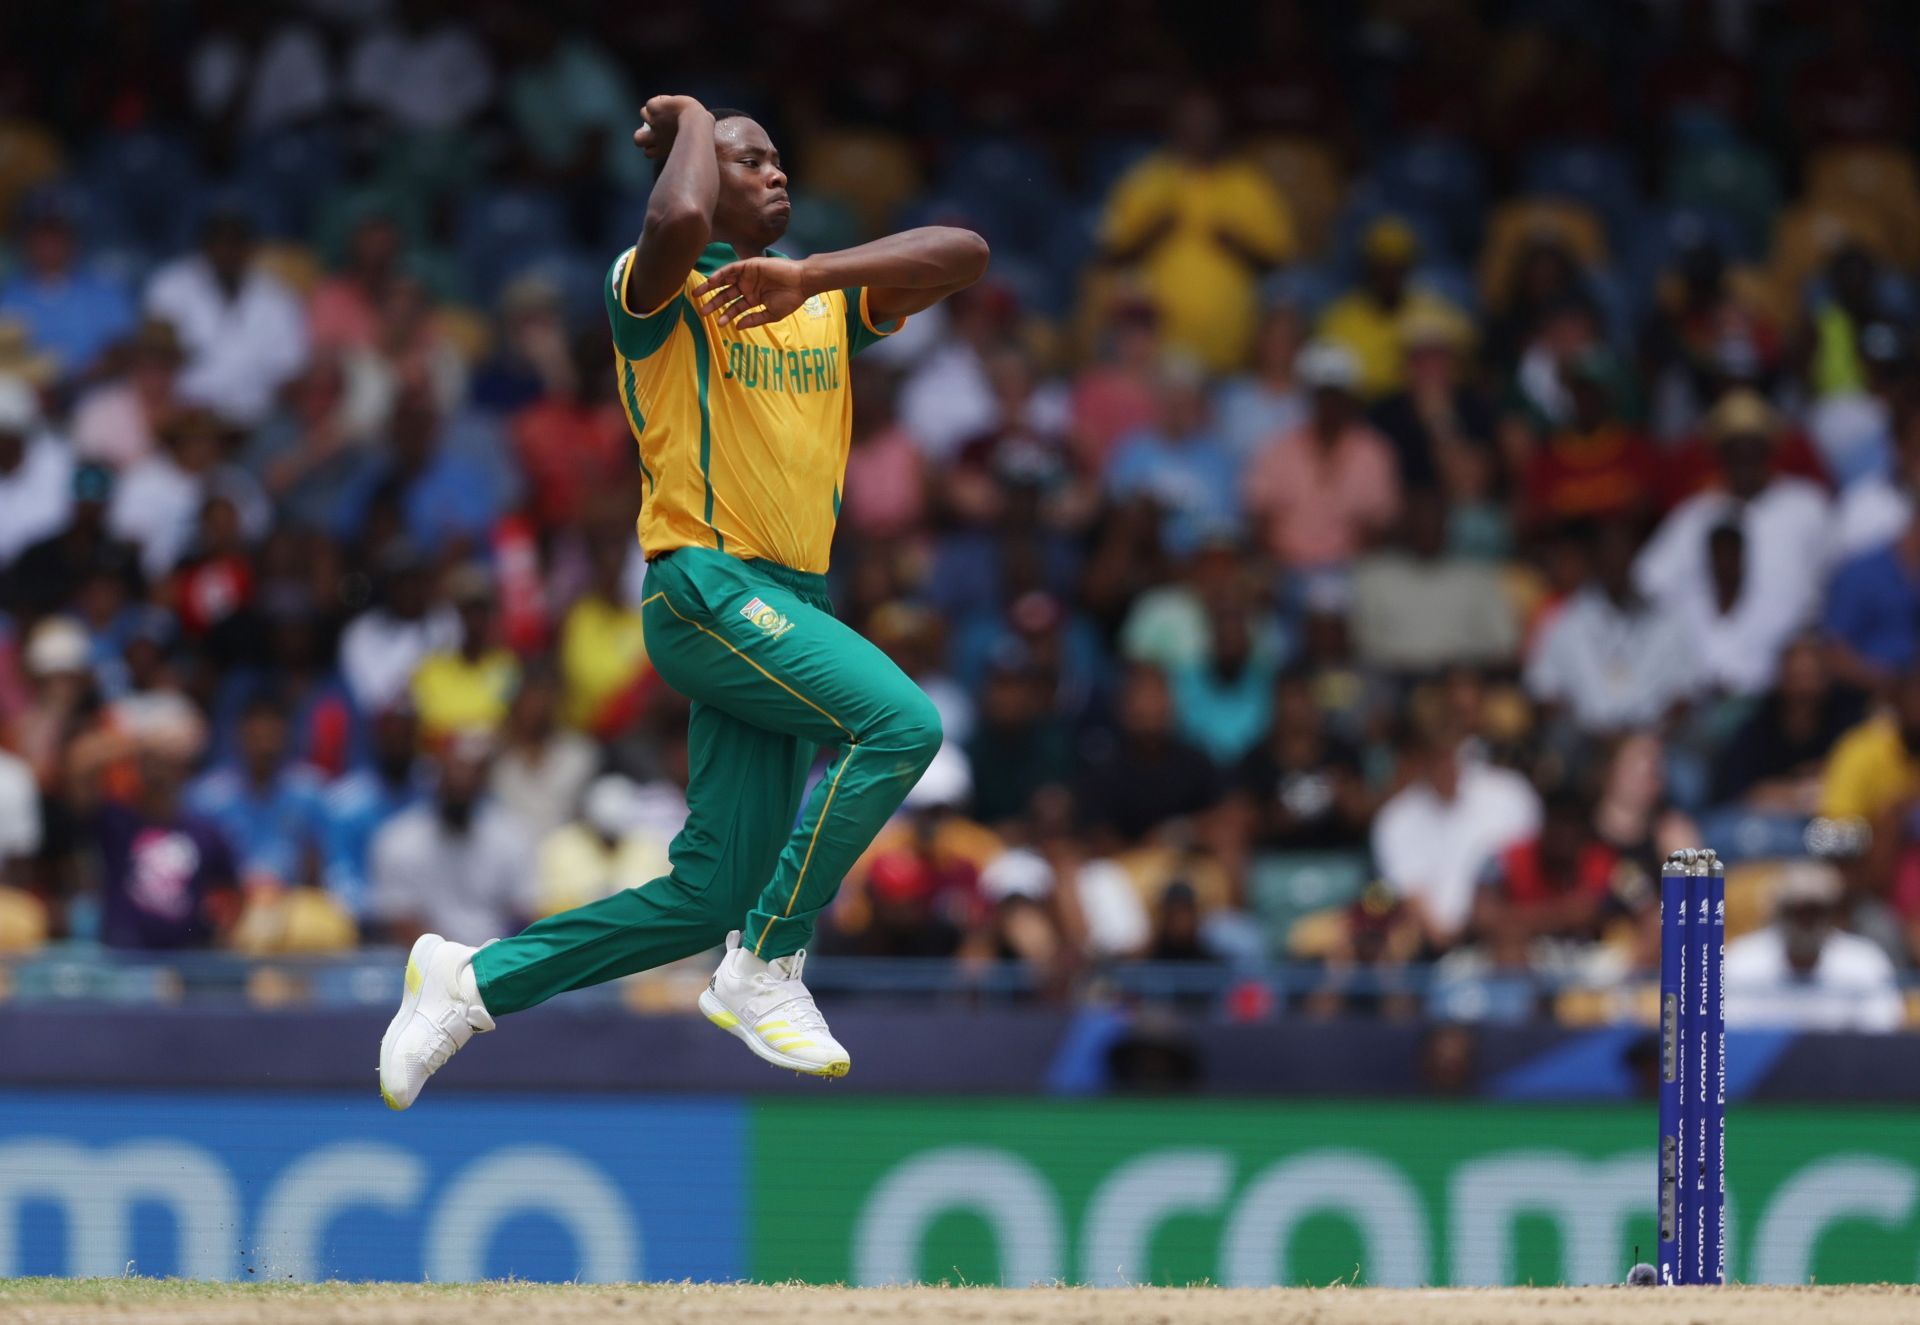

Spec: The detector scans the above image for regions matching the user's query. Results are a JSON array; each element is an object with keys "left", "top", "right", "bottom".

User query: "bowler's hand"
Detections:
[
  {"left": 634, "top": 94, "right": 707, "bottom": 160},
  {"left": 694, "top": 258, "right": 813, "bottom": 330}
]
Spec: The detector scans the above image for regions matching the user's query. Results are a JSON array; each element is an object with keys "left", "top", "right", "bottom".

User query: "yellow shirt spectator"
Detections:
[
  {"left": 1100, "top": 154, "right": 1293, "bottom": 373},
  {"left": 560, "top": 593, "right": 650, "bottom": 730},
  {"left": 1820, "top": 714, "right": 1920, "bottom": 821},
  {"left": 411, "top": 649, "right": 521, "bottom": 740},
  {"left": 1317, "top": 217, "right": 1467, "bottom": 399}
]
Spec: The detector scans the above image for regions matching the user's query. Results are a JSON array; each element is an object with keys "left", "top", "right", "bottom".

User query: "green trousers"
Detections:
[{"left": 472, "top": 547, "right": 941, "bottom": 1016}]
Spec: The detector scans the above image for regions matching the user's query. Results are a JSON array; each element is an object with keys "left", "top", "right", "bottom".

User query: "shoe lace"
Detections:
[{"left": 763, "top": 950, "right": 829, "bottom": 1034}]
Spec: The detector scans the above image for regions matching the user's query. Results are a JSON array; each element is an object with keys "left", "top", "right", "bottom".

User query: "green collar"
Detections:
[{"left": 694, "top": 241, "right": 787, "bottom": 275}]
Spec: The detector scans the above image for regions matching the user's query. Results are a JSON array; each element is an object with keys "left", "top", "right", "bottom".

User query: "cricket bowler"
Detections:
[{"left": 379, "top": 95, "right": 989, "bottom": 1107}]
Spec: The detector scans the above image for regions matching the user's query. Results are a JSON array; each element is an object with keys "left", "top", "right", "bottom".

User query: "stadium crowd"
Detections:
[{"left": 1, "top": 0, "right": 1919, "bottom": 1027}]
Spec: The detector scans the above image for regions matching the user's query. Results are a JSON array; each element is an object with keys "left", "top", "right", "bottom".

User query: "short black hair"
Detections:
[{"left": 708, "top": 107, "right": 754, "bottom": 124}]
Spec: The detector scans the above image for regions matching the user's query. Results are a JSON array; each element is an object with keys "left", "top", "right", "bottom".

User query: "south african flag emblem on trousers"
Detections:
[{"left": 740, "top": 596, "right": 796, "bottom": 639}]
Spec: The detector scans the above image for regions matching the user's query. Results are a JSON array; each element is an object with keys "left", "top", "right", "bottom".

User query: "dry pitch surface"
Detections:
[{"left": 2, "top": 1282, "right": 1917, "bottom": 1325}]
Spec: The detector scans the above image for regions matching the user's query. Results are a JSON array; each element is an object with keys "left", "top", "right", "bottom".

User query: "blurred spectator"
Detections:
[
  {"left": 1228, "top": 668, "right": 1374, "bottom": 852},
  {"left": 1244, "top": 340, "right": 1402, "bottom": 573},
  {"left": 1804, "top": 244, "right": 1903, "bottom": 402},
  {"left": 0, "top": 743, "right": 40, "bottom": 882},
  {"left": 67, "top": 710, "right": 238, "bottom": 950},
  {"left": 1214, "top": 304, "right": 1307, "bottom": 465},
  {"left": 1476, "top": 793, "right": 1618, "bottom": 968},
  {"left": 1318, "top": 218, "right": 1465, "bottom": 399},
  {"left": 1520, "top": 349, "right": 1659, "bottom": 532},
  {"left": 471, "top": 276, "right": 573, "bottom": 414},
  {"left": 897, "top": 283, "right": 1051, "bottom": 462},
  {"left": 1788, "top": 0, "right": 1913, "bottom": 152},
  {"left": 1725, "top": 861, "right": 1902, "bottom": 1032},
  {"left": 1832, "top": 388, "right": 1920, "bottom": 562},
  {"left": 840, "top": 362, "right": 925, "bottom": 543},
  {"left": 558, "top": 524, "right": 651, "bottom": 734},
  {"left": 339, "top": 546, "right": 459, "bottom": 713},
  {"left": 1172, "top": 596, "right": 1281, "bottom": 766},
  {"left": 1, "top": 463, "right": 139, "bottom": 621},
  {"left": 490, "top": 666, "right": 597, "bottom": 841},
  {"left": 369, "top": 733, "right": 534, "bottom": 946},
  {"left": 532, "top": 774, "right": 669, "bottom": 920},
  {"left": 1526, "top": 518, "right": 1701, "bottom": 735},
  {"left": 241, "top": 354, "right": 380, "bottom": 536},
  {"left": 185, "top": 694, "right": 325, "bottom": 889},
  {"left": 1643, "top": 231, "right": 1780, "bottom": 441},
  {"left": 1825, "top": 492, "right": 1920, "bottom": 688},
  {"left": 505, "top": 11, "right": 645, "bottom": 196},
  {"left": 210, "top": 589, "right": 356, "bottom": 777},
  {"left": 357, "top": 377, "right": 517, "bottom": 553},
  {"left": 1372, "top": 719, "right": 1542, "bottom": 950},
  {"left": 1070, "top": 294, "right": 1162, "bottom": 472},
  {"left": 1098, "top": 88, "right": 1294, "bottom": 373},
  {"left": 1350, "top": 492, "right": 1519, "bottom": 675},
  {"left": 511, "top": 329, "right": 631, "bottom": 532},
  {"left": 1635, "top": 389, "right": 1832, "bottom": 690},
  {"left": 839, "top": 850, "right": 968, "bottom": 959},
  {"left": 0, "top": 189, "right": 136, "bottom": 382},
  {"left": 0, "top": 376, "right": 74, "bottom": 570},
  {"left": 68, "top": 319, "right": 186, "bottom": 472},
  {"left": 1820, "top": 668, "right": 1920, "bottom": 823},
  {"left": 144, "top": 207, "right": 309, "bottom": 427},
  {"left": 308, "top": 211, "right": 409, "bottom": 355},
  {"left": 6, "top": 619, "right": 94, "bottom": 790},
  {"left": 410, "top": 563, "right": 519, "bottom": 741},
  {"left": 1075, "top": 664, "right": 1222, "bottom": 850},
  {"left": 320, "top": 705, "right": 426, "bottom": 921},
  {"left": 107, "top": 407, "right": 270, "bottom": 580},
  {"left": 1711, "top": 636, "right": 1867, "bottom": 812},
  {"left": 187, "top": 1, "right": 333, "bottom": 142},
  {"left": 346, "top": 0, "right": 494, "bottom": 134},
  {"left": 1106, "top": 354, "right": 1240, "bottom": 558},
  {"left": 1371, "top": 308, "right": 1497, "bottom": 503},
  {"left": 942, "top": 344, "right": 1086, "bottom": 534},
  {"left": 964, "top": 645, "right": 1075, "bottom": 829},
  {"left": 1147, "top": 880, "right": 1215, "bottom": 963}
]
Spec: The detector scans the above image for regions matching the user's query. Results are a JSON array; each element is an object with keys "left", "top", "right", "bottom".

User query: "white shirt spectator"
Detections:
[
  {"left": 1724, "top": 926, "right": 1904, "bottom": 1032},
  {"left": 0, "top": 433, "right": 73, "bottom": 569},
  {"left": 1373, "top": 760, "right": 1542, "bottom": 940},
  {"left": 980, "top": 848, "right": 1151, "bottom": 959},
  {"left": 490, "top": 730, "right": 600, "bottom": 842},
  {"left": 1676, "top": 574, "right": 1790, "bottom": 695},
  {"left": 0, "top": 747, "right": 41, "bottom": 866},
  {"left": 190, "top": 23, "right": 334, "bottom": 137},
  {"left": 339, "top": 605, "right": 460, "bottom": 713},
  {"left": 107, "top": 457, "right": 271, "bottom": 579},
  {"left": 1350, "top": 551, "right": 1519, "bottom": 673},
  {"left": 369, "top": 801, "right": 535, "bottom": 946},
  {"left": 145, "top": 257, "right": 309, "bottom": 425},
  {"left": 897, "top": 341, "right": 1070, "bottom": 463},
  {"left": 1633, "top": 477, "right": 1831, "bottom": 665},
  {"left": 347, "top": 23, "right": 493, "bottom": 132},
  {"left": 1526, "top": 587, "right": 1701, "bottom": 731},
  {"left": 1832, "top": 474, "right": 1909, "bottom": 562}
]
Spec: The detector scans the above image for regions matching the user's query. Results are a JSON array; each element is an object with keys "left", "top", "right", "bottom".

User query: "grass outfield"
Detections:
[{"left": 2, "top": 1282, "right": 1918, "bottom": 1324}]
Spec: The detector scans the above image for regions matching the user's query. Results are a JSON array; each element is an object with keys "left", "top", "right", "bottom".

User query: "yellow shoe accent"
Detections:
[
  {"left": 404, "top": 960, "right": 422, "bottom": 995},
  {"left": 705, "top": 1007, "right": 741, "bottom": 1030},
  {"left": 380, "top": 1083, "right": 403, "bottom": 1110},
  {"left": 805, "top": 1060, "right": 850, "bottom": 1079}
]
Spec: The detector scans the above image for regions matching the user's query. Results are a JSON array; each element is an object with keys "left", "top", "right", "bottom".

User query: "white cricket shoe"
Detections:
[
  {"left": 379, "top": 933, "right": 494, "bottom": 1110},
  {"left": 698, "top": 931, "right": 850, "bottom": 1078}
]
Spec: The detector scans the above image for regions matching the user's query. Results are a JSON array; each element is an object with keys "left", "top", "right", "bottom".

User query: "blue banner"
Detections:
[{"left": 0, "top": 1093, "right": 746, "bottom": 1282}]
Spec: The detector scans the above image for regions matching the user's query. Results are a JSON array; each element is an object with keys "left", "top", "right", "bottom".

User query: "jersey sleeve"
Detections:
[
  {"left": 842, "top": 286, "right": 904, "bottom": 355},
  {"left": 605, "top": 248, "right": 684, "bottom": 360}
]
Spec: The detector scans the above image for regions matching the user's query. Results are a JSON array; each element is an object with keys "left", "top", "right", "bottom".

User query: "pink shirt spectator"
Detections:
[
  {"left": 1071, "top": 367, "right": 1159, "bottom": 474},
  {"left": 842, "top": 424, "right": 925, "bottom": 541},
  {"left": 308, "top": 278, "right": 381, "bottom": 352},
  {"left": 1245, "top": 422, "right": 1402, "bottom": 569}
]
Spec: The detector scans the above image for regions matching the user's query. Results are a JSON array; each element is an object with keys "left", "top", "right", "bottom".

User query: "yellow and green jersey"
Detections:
[{"left": 605, "top": 242, "right": 901, "bottom": 574}]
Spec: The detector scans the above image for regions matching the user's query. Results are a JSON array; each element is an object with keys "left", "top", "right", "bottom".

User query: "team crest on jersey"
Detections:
[
  {"left": 803, "top": 293, "right": 830, "bottom": 319},
  {"left": 740, "top": 596, "right": 796, "bottom": 639}
]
